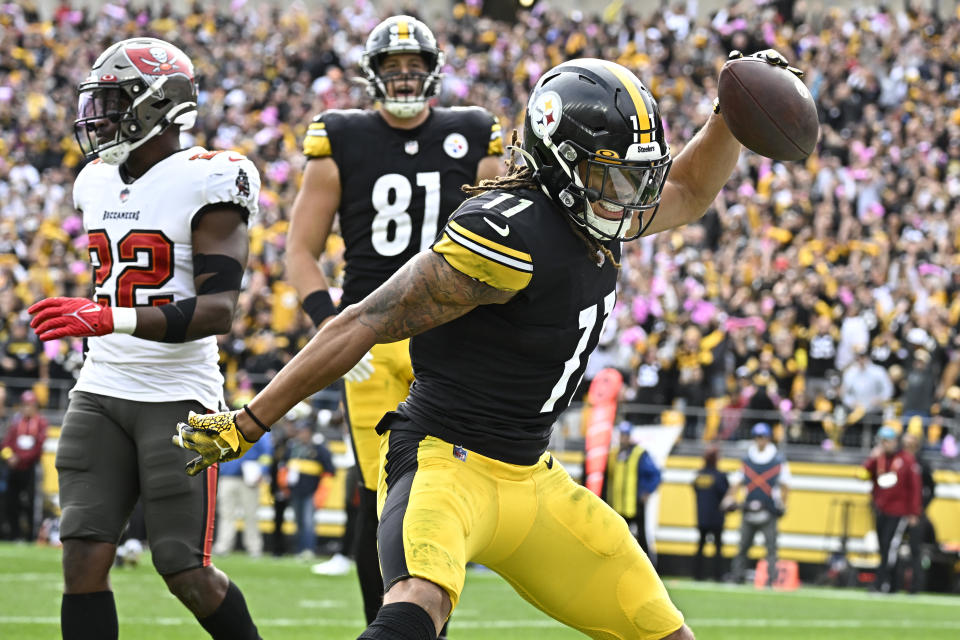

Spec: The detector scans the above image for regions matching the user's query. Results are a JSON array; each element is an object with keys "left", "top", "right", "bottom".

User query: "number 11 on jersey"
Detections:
[{"left": 541, "top": 290, "right": 616, "bottom": 413}]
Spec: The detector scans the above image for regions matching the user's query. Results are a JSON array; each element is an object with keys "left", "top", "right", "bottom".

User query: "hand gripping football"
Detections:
[{"left": 718, "top": 56, "right": 820, "bottom": 161}]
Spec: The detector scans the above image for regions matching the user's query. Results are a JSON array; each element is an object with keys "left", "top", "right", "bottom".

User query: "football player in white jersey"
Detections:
[{"left": 28, "top": 38, "right": 263, "bottom": 640}]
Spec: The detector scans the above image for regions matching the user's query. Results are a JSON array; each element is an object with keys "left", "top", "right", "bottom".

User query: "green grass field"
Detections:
[{"left": 1, "top": 543, "right": 957, "bottom": 640}]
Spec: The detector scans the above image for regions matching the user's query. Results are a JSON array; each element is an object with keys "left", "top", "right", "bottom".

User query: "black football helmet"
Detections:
[
  {"left": 74, "top": 37, "right": 197, "bottom": 165},
  {"left": 522, "top": 59, "right": 672, "bottom": 240},
  {"left": 359, "top": 15, "right": 444, "bottom": 118}
]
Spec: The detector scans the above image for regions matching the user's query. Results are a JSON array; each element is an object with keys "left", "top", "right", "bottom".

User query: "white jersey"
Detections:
[{"left": 71, "top": 147, "right": 260, "bottom": 410}]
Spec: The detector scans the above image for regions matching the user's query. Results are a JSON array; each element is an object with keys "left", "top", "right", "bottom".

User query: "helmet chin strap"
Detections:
[{"left": 98, "top": 122, "right": 162, "bottom": 165}]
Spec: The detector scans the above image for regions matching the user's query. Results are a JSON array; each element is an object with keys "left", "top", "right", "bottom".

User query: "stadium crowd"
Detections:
[{"left": 1, "top": 0, "right": 959, "bottom": 455}]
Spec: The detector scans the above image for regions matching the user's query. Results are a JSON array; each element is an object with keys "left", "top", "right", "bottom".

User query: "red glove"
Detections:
[{"left": 28, "top": 297, "right": 115, "bottom": 341}]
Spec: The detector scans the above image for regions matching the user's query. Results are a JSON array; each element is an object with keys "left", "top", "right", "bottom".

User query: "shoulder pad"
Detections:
[
  {"left": 304, "top": 114, "right": 333, "bottom": 158},
  {"left": 433, "top": 192, "right": 535, "bottom": 292},
  {"left": 303, "top": 110, "right": 368, "bottom": 157},
  {"left": 190, "top": 150, "right": 261, "bottom": 219}
]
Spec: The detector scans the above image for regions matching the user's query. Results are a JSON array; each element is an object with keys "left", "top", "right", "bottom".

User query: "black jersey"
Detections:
[
  {"left": 303, "top": 106, "right": 502, "bottom": 307},
  {"left": 386, "top": 188, "right": 620, "bottom": 465}
]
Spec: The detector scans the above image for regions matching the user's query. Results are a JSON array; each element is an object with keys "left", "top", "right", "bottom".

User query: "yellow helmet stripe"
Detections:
[
  {"left": 600, "top": 61, "right": 652, "bottom": 144},
  {"left": 397, "top": 19, "right": 410, "bottom": 40}
]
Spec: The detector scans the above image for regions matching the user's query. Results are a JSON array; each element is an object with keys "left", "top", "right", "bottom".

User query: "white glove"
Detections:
[{"left": 343, "top": 351, "right": 374, "bottom": 383}]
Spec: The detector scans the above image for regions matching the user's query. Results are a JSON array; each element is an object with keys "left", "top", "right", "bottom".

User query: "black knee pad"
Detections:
[{"left": 151, "top": 537, "right": 200, "bottom": 576}]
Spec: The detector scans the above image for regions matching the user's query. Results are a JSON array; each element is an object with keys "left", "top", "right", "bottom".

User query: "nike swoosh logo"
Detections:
[
  {"left": 228, "top": 156, "right": 244, "bottom": 162},
  {"left": 483, "top": 217, "right": 510, "bottom": 237}
]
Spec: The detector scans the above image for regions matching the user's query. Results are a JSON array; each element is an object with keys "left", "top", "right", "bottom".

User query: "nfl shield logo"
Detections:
[
  {"left": 119, "top": 188, "right": 130, "bottom": 203},
  {"left": 404, "top": 140, "right": 419, "bottom": 155},
  {"left": 452, "top": 445, "right": 467, "bottom": 462}
]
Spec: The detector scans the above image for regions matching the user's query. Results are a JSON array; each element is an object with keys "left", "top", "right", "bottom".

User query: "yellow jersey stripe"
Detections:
[
  {"left": 435, "top": 234, "right": 532, "bottom": 291},
  {"left": 601, "top": 61, "right": 652, "bottom": 144},
  {"left": 448, "top": 220, "right": 531, "bottom": 262},
  {"left": 303, "top": 134, "right": 332, "bottom": 157},
  {"left": 488, "top": 119, "right": 504, "bottom": 154},
  {"left": 308, "top": 122, "right": 326, "bottom": 130}
]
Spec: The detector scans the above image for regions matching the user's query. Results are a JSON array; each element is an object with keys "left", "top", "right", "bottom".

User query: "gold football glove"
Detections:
[{"left": 172, "top": 410, "right": 257, "bottom": 476}]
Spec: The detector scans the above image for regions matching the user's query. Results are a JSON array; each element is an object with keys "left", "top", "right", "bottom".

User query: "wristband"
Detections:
[
  {"left": 242, "top": 404, "right": 271, "bottom": 432},
  {"left": 302, "top": 289, "right": 336, "bottom": 327},
  {"left": 112, "top": 307, "right": 138, "bottom": 334}
]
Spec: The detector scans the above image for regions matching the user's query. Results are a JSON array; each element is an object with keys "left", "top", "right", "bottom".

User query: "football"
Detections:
[{"left": 717, "top": 56, "right": 820, "bottom": 161}]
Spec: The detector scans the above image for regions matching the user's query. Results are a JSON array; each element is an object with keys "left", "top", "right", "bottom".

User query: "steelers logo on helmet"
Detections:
[
  {"left": 74, "top": 37, "right": 197, "bottom": 165},
  {"left": 360, "top": 15, "right": 445, "bottom": 119},
  {"left": 521, "top": 59, "right": 672, "bottom": 242},
  {"left": 528, "top": 90, "right": 563, "bottom": 140}
]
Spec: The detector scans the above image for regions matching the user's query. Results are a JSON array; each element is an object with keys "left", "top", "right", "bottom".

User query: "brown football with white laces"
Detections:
[{"left": 717, "top": 57, "right": 820, "bottom": 161}]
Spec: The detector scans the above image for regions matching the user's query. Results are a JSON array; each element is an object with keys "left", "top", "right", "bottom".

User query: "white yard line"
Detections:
[
  {"left": 689, "top": 618, "right": 960, "bottom": 629},
  {"left": 0, "top": 616, "right": 566, "bottom": 628},
  {"left": 666, "top": 579, "right": 960, "bottom": 606}
]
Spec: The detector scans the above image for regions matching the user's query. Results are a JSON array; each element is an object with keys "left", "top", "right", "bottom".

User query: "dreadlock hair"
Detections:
[{"left": 461, "top": 130, "right": 620, "bottom": 269}]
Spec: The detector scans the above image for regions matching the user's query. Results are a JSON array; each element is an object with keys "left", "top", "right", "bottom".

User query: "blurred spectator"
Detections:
[
  {"left": 861, "top": 426, "right": 921, "bottom": 593},
  {"left": 692, "top": 446, "right": 729, "bottom": 581},
  {"left": 284, "top": 423, "right": 335, "bottom": 559},
  {"left": 1, "top": 390, "right": 47, "bottom": 540},
  {"left": 901, "top": 350, "right": 938, "bottom": 420},
  {"left": 312, "top": 463, "right": 361, "bottom": 577},
  {"left": 840, "top": 347, "right": 894, "bottom": 447},
  {"left": 902, "top": 431, "right": 935, "bottom": 592},
  {"left": 603, "top": 422, "right": 662, "bottom": 555},
  {"left": 724, "top": 423, "right": 790, "bottom": 586},
  {"left": 0, "top": 382, "right": 7, "bottom": 529},
  {"left": 213, "top": 431, "right": 273, "bottom": 558},
  {"left": 269, "top": 417, "right": 296, "bottom": 557},
  {"left": 1, "top": 320, "right": 41, "bottom": 399}
]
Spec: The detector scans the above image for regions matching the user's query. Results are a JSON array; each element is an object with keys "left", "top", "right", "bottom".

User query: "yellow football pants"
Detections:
[
  {"left": 344, "top": 340, "right": 414, "bottom": 490},
  {"left": 377, "top": 433, "right": 685, "bottom": 640}
]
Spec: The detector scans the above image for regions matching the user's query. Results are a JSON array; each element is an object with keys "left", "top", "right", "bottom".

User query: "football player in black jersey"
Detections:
[
  {"left": 283, "top": 15, "right": 503, "bottom": 625},
  {"left": 175, "top": 53, "right": 804, "bottom": 640}
]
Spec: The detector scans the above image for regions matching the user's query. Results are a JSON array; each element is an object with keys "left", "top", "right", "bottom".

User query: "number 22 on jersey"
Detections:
[
  {"left": 88, "top": 229, "right": 174, "bottom": 307},
  {"left": 370, "top": 172, "right": 440, "bottom": 256}
]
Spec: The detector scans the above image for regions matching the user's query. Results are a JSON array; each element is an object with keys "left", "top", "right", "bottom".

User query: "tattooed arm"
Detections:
[{"left": 236, "top": 251, "right": 514, "bottom": 437}]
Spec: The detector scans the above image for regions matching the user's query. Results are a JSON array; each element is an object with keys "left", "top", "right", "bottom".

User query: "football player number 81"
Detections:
[{"left": 371, "top": 172, "right": 441, "bottom": 257}]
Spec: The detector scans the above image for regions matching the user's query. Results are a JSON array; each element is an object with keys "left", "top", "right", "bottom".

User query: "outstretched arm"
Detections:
[
  {"left": 249, "top": 251, "right": 512, "bottom": 428},
  {"left": 642, "top": 112, "right": 741, "bottom": 236},
  {"left": 174, "top": 250, "right": 514, "bottom": 475}
]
